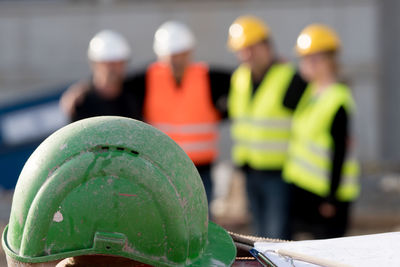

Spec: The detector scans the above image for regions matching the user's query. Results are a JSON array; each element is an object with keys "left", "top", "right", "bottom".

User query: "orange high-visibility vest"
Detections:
[{"left": 144, "top": 62, "right": 221, "bottom": 165}]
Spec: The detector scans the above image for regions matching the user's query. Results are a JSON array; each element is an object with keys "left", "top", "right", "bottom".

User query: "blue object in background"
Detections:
[{"left": 0, "top": 86, "right": 69, "bottom": 189}]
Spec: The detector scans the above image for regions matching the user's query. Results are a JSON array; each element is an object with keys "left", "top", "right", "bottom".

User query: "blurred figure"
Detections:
[
  {"left": 129, "top": 21, "right": 231, "bottom": 204},
  {"left": 227, "top": 15, "right": 308, "bottom": 239},
  {"left": 283, "top": 24, "right": 360, "bottom": 238},
  {"left": 60, "top": 30, "right": 142, "bottom": 122}
]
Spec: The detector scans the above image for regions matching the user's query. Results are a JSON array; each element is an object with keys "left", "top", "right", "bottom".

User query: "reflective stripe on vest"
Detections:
[
  {"left": 290, "top": 144, "right": 359, "bottom": 184},
  {"left": 144, "top": 62, "right": 221, "bottom": 165},
  {"left": 283, "top": 83, "right": 360, "bottom": 201},
  {"left": 228, "top": 63, "right": 295, "bottom": 169},
  {"left": 233, "top": 118, "right": 292, "bottom": 129},
  {"left": 178, "top": 140, "right": 218, "bottom": 152},
  {"left": 152, "top": 122, "right": 217, "bottom": 134}
]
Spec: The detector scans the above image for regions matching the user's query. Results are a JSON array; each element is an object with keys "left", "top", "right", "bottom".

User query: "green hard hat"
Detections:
[{"left": 2, "top": 116, "right": 236, "bottom": 266}]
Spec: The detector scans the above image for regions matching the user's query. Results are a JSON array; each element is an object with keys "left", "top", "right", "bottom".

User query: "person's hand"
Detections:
[
  {"left": 319, "top": 202, "right": 336, "bottom": 218},
  {"left": 60, "top": 83, "right": 88, "bottom": 117}
]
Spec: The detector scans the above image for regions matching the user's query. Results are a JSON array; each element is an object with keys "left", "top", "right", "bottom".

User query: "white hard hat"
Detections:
[
  {"left": 153, "top": 21, "right": 196, "bottom": 57},
  {"left": 88, "top": 30, "right": 131, "bottom": 62}
]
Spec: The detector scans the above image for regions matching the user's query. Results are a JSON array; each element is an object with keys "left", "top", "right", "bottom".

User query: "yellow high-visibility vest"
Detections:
[
  {"left": 228, "top": 63, "right": 295, "bottom": 169},
  {"left": 283, "top": 83, "right": 360, "bottom": 201}
]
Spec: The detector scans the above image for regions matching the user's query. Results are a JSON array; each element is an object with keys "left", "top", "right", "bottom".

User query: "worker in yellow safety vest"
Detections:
[
  {"left": 227, "top": 15, "right": 308, "bottom": 239},
  {"left": 283, "top": 24, "right": 360, "bottom": 238}
]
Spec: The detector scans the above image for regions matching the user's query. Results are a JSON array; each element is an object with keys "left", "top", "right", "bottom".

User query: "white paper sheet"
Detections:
[{"left": 255, "top": 232, "right": 400, "bottom": 267}]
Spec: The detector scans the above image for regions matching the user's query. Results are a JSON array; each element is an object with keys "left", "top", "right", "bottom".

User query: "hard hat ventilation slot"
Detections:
[{"left": 91, "top": 145, "right": 139, "bottom": 156}]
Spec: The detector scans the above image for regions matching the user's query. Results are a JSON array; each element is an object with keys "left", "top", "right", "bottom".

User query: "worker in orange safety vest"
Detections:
[{"left": 128, "top": 21, "right": 232, "bottom": 205}]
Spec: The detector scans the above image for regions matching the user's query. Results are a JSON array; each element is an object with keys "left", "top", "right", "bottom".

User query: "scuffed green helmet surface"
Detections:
[{"left": 2, "top": 116, "right": 236, "bottom": 266}]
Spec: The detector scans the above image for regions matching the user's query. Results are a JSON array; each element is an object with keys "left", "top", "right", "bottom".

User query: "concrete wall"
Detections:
[
  {"left": 378, "top": 0, "right": 400, "bottom": 164},
  {"left": 0, "top": 0, "right": 381, "bottom": 162}
]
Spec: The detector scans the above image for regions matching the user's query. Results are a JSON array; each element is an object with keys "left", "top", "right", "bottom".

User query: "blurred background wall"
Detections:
[{"left": 0, "top": 0, "right": 384, "bottom": 165}]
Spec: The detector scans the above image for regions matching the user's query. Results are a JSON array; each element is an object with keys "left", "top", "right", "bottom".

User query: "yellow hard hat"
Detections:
[
  {"left": 227, "top": 15, "right": 270, "bottom": 51},
  {"left": 295, "top": 24, "right": 341, "bottom": 56}
]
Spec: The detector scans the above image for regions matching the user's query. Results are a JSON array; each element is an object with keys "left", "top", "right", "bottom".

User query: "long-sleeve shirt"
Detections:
[
  {"left": 329, "top": 106, "right": 348, "bottom": 202},
  {"left": 62, "top": 79, "right": 143, "bottom": 123}
]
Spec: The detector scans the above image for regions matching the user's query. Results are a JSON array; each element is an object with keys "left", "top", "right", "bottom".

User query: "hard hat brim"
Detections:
[
  {"left": 2, "top": 221, "right": 236, "bottom": 266},
  {"left": 189, "top": 221, "right": 236, "bottom": 266}
]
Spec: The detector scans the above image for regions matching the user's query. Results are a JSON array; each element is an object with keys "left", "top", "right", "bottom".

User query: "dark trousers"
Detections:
[
  {"left": 290, "top": 184, "right": 350, "bottom": 239},
  {"left": 245, "top": 168, "right": 291, "bottom": 239},
  {"left": 196, "top": 165, "right": 213, "bottom": 205}
]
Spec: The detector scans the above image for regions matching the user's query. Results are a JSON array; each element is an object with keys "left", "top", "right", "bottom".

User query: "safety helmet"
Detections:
[
  {"left": 295, "top": 24, "right": 341, "bottom": 56},
  {"left": 227, "top": 15, "right": 270, "bottom": 51},
  {"left": 87, "top": 30, "right": 131, "bottom": 62},
  {"left": 2, "top": 117, "right": 236, "bottom": 266},
  {"left": 153, "top": 21, "right": 196, "bottom": 57}
]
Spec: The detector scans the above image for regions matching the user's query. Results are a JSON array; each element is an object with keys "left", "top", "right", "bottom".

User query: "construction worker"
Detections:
[
  {"left": 128, "top": 21, "right": 231, "bottom": 204},
  {"left": 60, "top": 30, "right": 142, "bottom": 122},
  {"left": 2, "top": 116, "right": 237, "bottom": 267},
  {"left": 283, "top": 24, "right": 360, "bottom": 238},
  {"left": 227, "top": 15, "right": 308, "bottom": 239}
]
